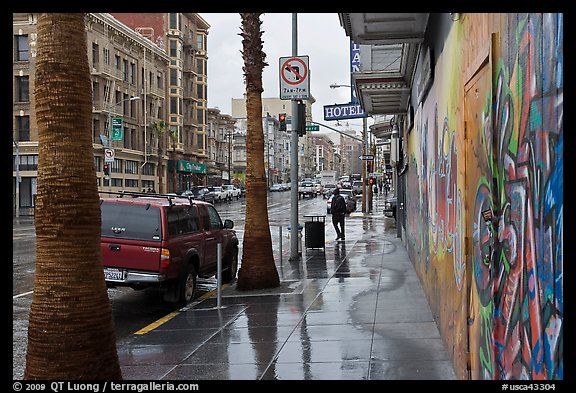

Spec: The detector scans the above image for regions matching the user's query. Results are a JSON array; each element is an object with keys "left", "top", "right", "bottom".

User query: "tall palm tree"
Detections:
[
  {"left": 150, "top": 119, "right": 168, "bottom": 194},
  {"left": 236, "top": 13, "right": 280, "bottom": 290},
  {"left": 24, "top": 13, "right": 122, "bottom": 380}
]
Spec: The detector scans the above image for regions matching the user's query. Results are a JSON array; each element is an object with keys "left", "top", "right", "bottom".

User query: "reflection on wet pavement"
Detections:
[{"left": 117, "top": 210, "right": 458, "bottom": 380}]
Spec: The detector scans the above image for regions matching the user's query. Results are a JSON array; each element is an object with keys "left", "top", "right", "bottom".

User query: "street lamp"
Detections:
[{"left": 329, "top": 83, "right": 351, "bottom": 89}]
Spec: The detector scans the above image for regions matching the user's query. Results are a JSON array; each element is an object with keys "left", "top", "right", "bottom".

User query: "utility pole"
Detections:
[
  {"left": 289, "top": 13, "right": 300, "bottom": 261},
  {"left": 362, "top": 117, "right": 367, "bottom": 213}
]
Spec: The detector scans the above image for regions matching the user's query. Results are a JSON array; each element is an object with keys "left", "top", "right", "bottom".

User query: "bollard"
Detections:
[
  {"left": 216, "top": 242, "right": 222, "bottom": 309},
  {"left": 279, "top": 226, "right": 283, "bottom": 266}
]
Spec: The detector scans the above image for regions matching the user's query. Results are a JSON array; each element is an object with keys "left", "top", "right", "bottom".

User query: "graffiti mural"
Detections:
[
  {"left": 489, "top": 13, "right": 563, "bottom": 380},
  {"left": 405, "top": 13, "right": 562, "bottom": 380}
]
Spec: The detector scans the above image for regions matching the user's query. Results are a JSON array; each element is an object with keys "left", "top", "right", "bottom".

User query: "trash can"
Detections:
[{"left": 304, "top": 215, "right": 326, "bottom": 249}]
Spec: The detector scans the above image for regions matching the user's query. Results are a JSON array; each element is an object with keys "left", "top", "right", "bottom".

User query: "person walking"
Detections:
[{"left": 330, "top": 187, "right": 347, "bottom": 241}]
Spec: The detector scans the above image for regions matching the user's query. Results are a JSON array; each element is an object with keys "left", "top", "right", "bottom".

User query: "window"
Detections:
[
  {"left": 110, "top": 159, "right": 122, "bottom": 173},
  {"left": 125, "top": 178, "right": 139, "bottom": 188},
  {"left": 129, "top": 63, "right": 135, "bottom": 84},
  {"left": 15, "top": 155, "right": 38, "bottom": 171},
  {"left": 101, "top": 202, "right": 161, "bottom": 241},
  {"left": 197, "top": 58, "right": 204, "bottom": 75},
  {"left": 103, "top": 48, "right": 110, "bottom": 65},
  {"left": 167, "top": 208, "right": 200, "bottom": 236},
  {"left": 125, "top": 160, "right": 138, "bottom": 174},
  {"left": 15, "top": 35, "right": 29, "bottom": 61},
  {"left": 92, "top": 81, "right": 99, "bottom": 102},
  {"left": 169, "top": 40, "right": 177, "bottom": 57},
  {"left": 157, "top": 72, "right": 163, "bottom": 89},
  {"left": 141, "top": 163, "right": 155, "bottom": 176},
  {"left": 196, "top": 34, "right": 204, "bottom": 51},
  {"left": 122, "top": 59, "right": 128, "bottom": 81},
  {"left": 16, "top": 76, "right": 29, "bottom": 102},
  {"left": 170, "top": 68, "right": 177, "bottom": 86},
  {"left": 197, "top": 84, "right": 204, "bottom": 100},
  {"left": 115, "top": 55, "right": 121, "bottom": 71},
  {"left": 92, "top": 42, "right": 99, "bottom": 68},
  {"left": 170, "top": 97, "right": 177, "bottom": 114},
  {"left": 16, "top": 116, "right": 30, "bottom": 141},
  {"left": 207, "top": 206, "right": 223, "bottom": 229},
  {"left": 169, "top": 13, "right": 178, "bottom": 30}
]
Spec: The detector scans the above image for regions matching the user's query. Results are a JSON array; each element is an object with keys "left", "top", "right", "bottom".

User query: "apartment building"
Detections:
[
  {"left": 13, "top": 13, "right": 169, "bottom": 216},
  {"left": 112, "top": 13, "right": 210, "bottom": 193}
]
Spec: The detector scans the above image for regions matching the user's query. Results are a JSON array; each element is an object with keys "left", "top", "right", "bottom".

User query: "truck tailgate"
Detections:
[{"left": 101, "top": 238, "right": 161, "bottom": 272}]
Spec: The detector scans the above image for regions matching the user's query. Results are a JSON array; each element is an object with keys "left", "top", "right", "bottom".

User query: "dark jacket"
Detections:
[{"left": 331, "top": 194, "right": 347, "bottom": 214}]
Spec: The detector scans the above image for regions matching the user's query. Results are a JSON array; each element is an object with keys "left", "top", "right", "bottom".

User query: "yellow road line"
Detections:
[{"left": 133, "top": 284, "right": 229, "bottom": 335}]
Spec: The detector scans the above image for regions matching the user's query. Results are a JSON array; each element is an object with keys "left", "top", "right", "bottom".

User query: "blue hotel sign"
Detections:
[
  {"left": 323, "top": 103, "right": 366, "bottom": 121},
  {"left": 323, "top": 39, "right": 367, "bottom": 121}
]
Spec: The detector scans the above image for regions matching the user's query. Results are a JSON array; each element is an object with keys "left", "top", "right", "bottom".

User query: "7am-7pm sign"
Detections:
[{"left": 279, "top": 55, "right": 310, "bottom": 100}]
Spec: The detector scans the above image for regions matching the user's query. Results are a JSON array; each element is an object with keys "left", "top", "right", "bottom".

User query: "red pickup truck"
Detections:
[{"left": 100, "top": 193, "right": 238, "bottom": 305}]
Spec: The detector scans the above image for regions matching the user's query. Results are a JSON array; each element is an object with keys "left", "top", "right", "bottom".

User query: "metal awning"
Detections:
[
  {"left": 339, "top": 13, "right": 428, "bottom": 116},
  {"left": 339, "top": 13, "right": 429, "bottom": 45}
]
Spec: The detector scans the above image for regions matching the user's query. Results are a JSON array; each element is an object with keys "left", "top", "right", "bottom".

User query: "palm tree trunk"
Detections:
[
  {"left": 237, "top": 13, "right": 280, "bottom": 290},
  {"left": 25, "top": 13, "right": 122, "bottom": 380}
]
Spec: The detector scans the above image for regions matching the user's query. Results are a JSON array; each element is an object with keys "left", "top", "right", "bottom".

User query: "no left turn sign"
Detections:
[
  {"left": 279, "top": 55, "right": 310, "bottom": 100},
  {"left": 104, "top": 148, "right": 115, "bottom": 163}
]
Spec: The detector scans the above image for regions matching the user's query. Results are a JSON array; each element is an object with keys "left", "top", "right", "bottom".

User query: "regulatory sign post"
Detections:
[
  {"left": 279, "top": 55, "right": 310, "bottom": 100},
  {"left": 104, "top": 148, "right": 115, "bottom": 163}
]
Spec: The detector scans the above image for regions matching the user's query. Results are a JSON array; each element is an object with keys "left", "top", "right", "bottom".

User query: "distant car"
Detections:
[
  {"left": 322, "top": 183, "right": 337, "bottom": 199},
  {"left": 269, "top": 184, "right": 284, "bottom": 192},
  {"left": 352, "top": 180, "right": 363, "bottom": 195},
  {"left": 182, "top": 186, "right": 216, "bottom": 204},
  {"left": 207, "top": 186, "right": 226, "bottom": 202},
  {"left": 384, "top": 196, "right": 397, "bottom": 219},
  {"left": 222, "top": 184, "right": 241, "bottom": 199},
  {"left": 313, "top": 183, "right": 324, "bottom": 195},
  {"left": 327, "top": 189, "right": 356, "bottom": 215}
]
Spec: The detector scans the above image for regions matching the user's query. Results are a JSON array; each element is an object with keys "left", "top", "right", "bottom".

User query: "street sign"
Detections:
[
  {"left": 305, "top": 125, "right": 319, "bottom": 131},
  {"left": 279, "top": 55, "right": 310, "bottom": 100},
  {"left": 324, "top": 102, "right": 367, "bottom": 121},
  {"left": 359, "top": 154, "right": 374, "bottom": 160},
  {"left": 104, "top": 148, "right": 115, "bottom": 163},
  {"left": 111, "top": 117, "right": 123, "bottom": 141}
]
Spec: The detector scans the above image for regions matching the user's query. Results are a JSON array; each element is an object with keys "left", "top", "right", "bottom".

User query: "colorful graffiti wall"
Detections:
[{"left": 405, "top": 13, "right": 562, "bottom": 380}]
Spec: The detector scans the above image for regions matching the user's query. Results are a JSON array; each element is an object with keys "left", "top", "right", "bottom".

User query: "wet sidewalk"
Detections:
[{"left": 116, "top": 195, "right": 458, "bottom": 380}]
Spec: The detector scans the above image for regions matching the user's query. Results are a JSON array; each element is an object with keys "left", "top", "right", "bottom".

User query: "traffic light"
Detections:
[
  {"left": 297, "top": 101, "right": 306, "bottom": 137},
  {"left": 279, "top": 113, "right": 287, "bottom": 131},
  {"left": 367, "top": 160, "right": 372, "bottom": 174},
  {"left": 103, "top": 163, "right": 110, "bottom": 176}
]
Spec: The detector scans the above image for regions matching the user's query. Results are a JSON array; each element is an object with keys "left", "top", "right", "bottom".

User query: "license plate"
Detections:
[{"left": 104, "top": 268, "right": 125, "bottom": 282}]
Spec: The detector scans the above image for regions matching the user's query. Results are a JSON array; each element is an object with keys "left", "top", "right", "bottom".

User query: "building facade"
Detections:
[
  {"left": 341, "top": 12, "right": 563, "bottom": 380},
  {"left": 13, "top": 13, "right": 170, "bottom": 215},
  {"left": 112, "top": 13, "right": 210, "bottom": 192}
]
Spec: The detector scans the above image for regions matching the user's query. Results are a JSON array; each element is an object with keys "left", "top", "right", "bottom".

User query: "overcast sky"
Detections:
[{"left": 201, "top": 13, "right": 371, "bottom": 134}]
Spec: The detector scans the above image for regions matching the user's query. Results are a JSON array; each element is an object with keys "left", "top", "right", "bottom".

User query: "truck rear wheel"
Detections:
[{"left": 170, "top": 263, "right": 197, "bottom": 305}]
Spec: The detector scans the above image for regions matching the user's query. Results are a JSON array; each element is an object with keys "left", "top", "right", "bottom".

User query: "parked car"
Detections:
[
  {"left": 327, "top": 189, "right": 357, "bottom": 214},
  {"left": 182, "top": 186, "right": 216, "bottom": 204},
  {"left": 322, "top": 183, "right": 337, "bottom": 199},
  {"left": 384, "top": 196, "right": 397, "bottom": 219},
  {"left": 269, "top": 183, "right": 284, "bottom": 192},
  {"left": 352, "top": 180, "right": 363, "bottom": 195},
  {"left": 100, "top": 193, "right": 239, "bottom": 305},
  {"left": 222, "top": 184, "right": 241, "bottom": 200},
  {"left": 208, "top": 186, "right": 226, "bottom": 202}
]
